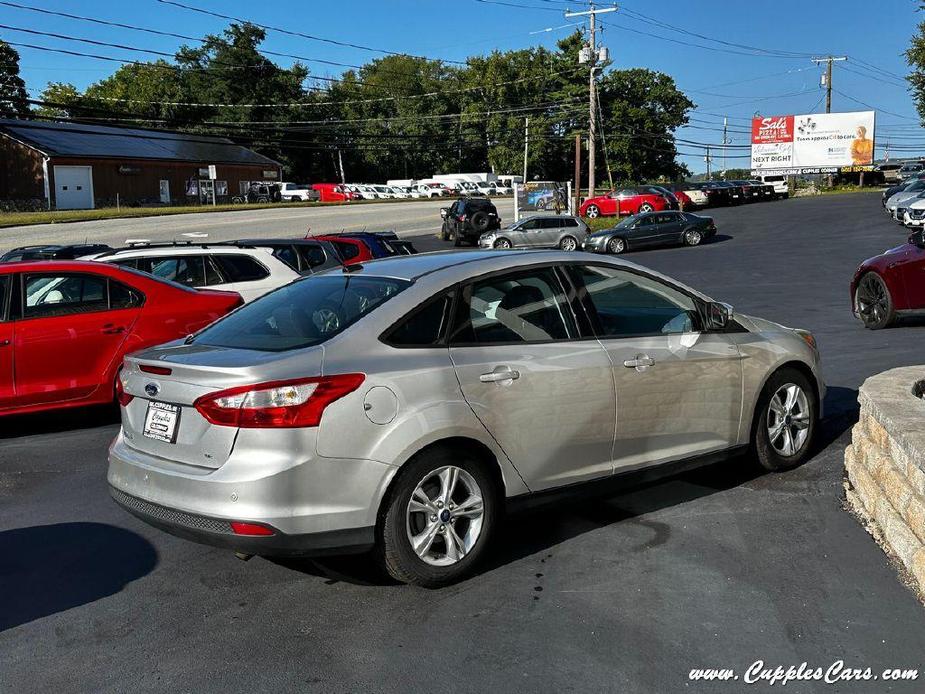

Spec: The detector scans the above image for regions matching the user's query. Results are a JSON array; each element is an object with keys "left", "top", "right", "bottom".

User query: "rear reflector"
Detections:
[
  {"left": 140, "top": 365, "right": 172, "bottom": 376},
  {"left": 115, "top": 370, "right": 133, "bottom": 407},
  {"left": 194, "top": 373, "right": 365, "bottom": 428},
  {"left": 230, "top": 521, "right": 275, "bottom": 536}
]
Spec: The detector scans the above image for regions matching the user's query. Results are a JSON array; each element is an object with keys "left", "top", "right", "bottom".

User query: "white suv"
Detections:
[
  {"left": 755, "top": 175, "right": 789, "bottom": 199},
  {"left": 85, "top": 244, "right": 300, "bottom": 302}
]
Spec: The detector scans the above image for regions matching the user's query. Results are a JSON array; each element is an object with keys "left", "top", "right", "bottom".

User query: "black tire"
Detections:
[
  {"left": 470, "top": 211, "right": 490, "bottom": 233},
  {"left": 683, "top": 228, "right": 703, "bottom": 246},
  {"left": 753, "top": 368, "right": 817, "bottom": 472},
  {"left": 493, "top": 238, "right": 512, "bottom": 249},
  {"left": 855, "top": 272, "right": 895, "bottom": 330},
  {"left": 559, "top": 235, "right": 578, "bottom": 252},
  {"left": 585, "top": 204, "right": 600, "bottom": 219},
  {"left": 607, "top": 236, "right": 626, "bottom": 254},
  {"left": 378, "top": 448, "right": 498, "bottom": 587}
]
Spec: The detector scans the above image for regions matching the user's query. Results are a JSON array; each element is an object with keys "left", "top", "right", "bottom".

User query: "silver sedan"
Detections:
[
  {"left": 478, "top": 215, "right": 589, "bottom": 251},
  {"left": 109, "top": 251, "right": 824, "bottom": 587}
]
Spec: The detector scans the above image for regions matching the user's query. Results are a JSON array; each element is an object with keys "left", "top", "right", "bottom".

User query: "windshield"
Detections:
[{"left": 193, "top": 275, "right": 411, "bottom": 352}]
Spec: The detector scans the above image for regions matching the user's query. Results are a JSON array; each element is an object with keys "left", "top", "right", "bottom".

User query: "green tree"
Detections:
[
  {"left": 597, "top": 68, "right": 694, "bottom": 183},
  {"left": 907, "top": 4, "right": 925, "bottom": 123},
  {"left": 0, "top": 40, "right": 30, "bottom": 118}
]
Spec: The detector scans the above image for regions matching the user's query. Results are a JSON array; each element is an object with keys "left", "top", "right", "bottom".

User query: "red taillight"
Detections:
[
  {"left": 458, "top": 215, "right": 466, "bottom": 221},
  {"left": 230, "top": 521, "right": 275, "bottom": 536},
  {"left": 193, "top": 374, "right": 365, "bottom": 428},
  {"left": 115, "top": 372, "right": 133, "bottom": 407},
  {"left": 140, "top": 364, "right": 172, "bottom": 376}
]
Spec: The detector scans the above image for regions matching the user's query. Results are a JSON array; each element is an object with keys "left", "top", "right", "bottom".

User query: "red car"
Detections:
[
  {"left": 851, "top": 230, "right": 925, "bottom": 329},
  {"left": 580, "top": 186, "right": 676, "bottom": 218},
  {"left": 0, "top": 261, "right": 242, "bottom": 417},
  {"left": 311, "top": 183, "right": 357, "bottom": 203}
]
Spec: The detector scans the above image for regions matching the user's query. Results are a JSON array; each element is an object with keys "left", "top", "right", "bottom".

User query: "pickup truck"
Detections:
[{"left": 279, "top": 182, "right": 320, "bottom": 202}]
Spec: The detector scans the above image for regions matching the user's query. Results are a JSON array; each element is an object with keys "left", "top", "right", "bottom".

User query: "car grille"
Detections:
[{"left": 110, "top": 487, "right": 233, "bottom": 534}]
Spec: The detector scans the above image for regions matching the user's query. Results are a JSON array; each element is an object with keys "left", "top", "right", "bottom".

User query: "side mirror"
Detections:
[
  {"left": 704, "top": 301, "right": 734, "bottom": 331},
  {"left": 909, "top": 229, "right": 925, "bottom": 248},
  {"left": 440, "top": 208, "right": 448, "bottom": 219}
]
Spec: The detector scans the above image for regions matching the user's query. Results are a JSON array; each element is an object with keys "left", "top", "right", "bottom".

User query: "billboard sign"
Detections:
[
  {"left": 515, "top": 181, "right": 569, "bottom": 213},
  {"left": 750, "top": 110, "right": 875, "bottom": 174}
]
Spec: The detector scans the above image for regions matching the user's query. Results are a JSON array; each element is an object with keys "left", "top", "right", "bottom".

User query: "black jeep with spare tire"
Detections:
[{"left": 440, "top": 197, "right": 501, "bottom": 246}]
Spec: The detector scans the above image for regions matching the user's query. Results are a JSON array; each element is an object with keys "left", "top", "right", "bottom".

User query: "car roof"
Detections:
[
  {"left": 351, "top": 249, "right": 713, "bottom": 300},
  {"left": 0, "top": 259, "right": 131, "bottom": 274},
  {"left": 91, "top": 245, "right": 276, "bottom": 259}
]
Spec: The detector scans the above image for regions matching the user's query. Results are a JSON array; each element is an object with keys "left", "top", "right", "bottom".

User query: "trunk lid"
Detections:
[{"left": 119, "top": 342, "right": 323, "bottom": 469}]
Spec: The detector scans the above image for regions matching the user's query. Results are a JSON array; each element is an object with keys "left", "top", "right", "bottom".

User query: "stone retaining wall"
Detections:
[{"left": 844, "top": 367, "right": 925, "bottom": 597}]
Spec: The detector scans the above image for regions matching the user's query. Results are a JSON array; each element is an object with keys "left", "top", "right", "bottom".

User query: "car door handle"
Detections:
[
  {"left": 101, "top": 325, "right": 126, "bottom": 334},
  {"left": 623, "top": 355, "right": 655, "bottom": 370},
  {"left": 479, "top": 367, "right": 521, "bottom": 383}
]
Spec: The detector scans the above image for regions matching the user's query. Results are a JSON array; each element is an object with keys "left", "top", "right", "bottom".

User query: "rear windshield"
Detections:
[{"left": 192, "top": 275, "right": 411, "bottom": 352}]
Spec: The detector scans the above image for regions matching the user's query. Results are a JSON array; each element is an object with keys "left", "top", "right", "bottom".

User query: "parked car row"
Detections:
[
  {"left": 0, "top": 231, "right": 418, "bottom": 417},
  {"left": 577, "top": 179, "right": 785, "bottom": 220}
]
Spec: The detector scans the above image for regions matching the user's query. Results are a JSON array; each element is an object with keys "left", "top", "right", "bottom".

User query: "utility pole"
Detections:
[
  {"left": 574, "top": 133, "right": 582, "bottom": 214},
  {"left": 812, "top": 56, "right": 846, "bottom": 187},
  {"left": 523, "top": 117, "right": 529, "bottom": 183},
  {"left": 565, "top": 3, "right": 616, "bottom": 198},
  {"left": 812, "top": 55, "right": 847, "bottom": 114},
  {"left": 705, "top": 146, "right": 712, "bottom": 181},
  {"left": 721, "top": 116, "right": 730, "bottom": 175}
]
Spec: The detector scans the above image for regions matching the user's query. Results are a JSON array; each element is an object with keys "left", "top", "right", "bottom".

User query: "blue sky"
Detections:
[{"left": 1, "top": 0, "right": 923, "bottom": 173}]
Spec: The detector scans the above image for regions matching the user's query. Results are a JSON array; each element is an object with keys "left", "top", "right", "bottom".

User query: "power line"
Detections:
[{"left": 154, "top": 0, "right": 468, "bottom": 65}]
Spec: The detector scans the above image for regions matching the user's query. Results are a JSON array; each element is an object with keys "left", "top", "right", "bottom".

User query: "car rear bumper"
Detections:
[
  {"left": 107, "top": 431, "right": 395, "bottom": 555},
  {"left": 111, "top": 487, "right": 375, "bottom": 556}
]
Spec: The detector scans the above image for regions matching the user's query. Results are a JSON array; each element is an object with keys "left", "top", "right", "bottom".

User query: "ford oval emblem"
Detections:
[{"left": 144, "top": 383, "right": 160, "bottom": 397}]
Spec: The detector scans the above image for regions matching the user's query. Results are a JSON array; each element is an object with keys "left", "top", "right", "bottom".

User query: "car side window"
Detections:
[
  {"left": 23, "top": 273, "right": 110, "bottom": 319},
  {"left": 333, "top": 241, "right": 360, "bottom": 262},
  {"left": 450, "top": 267, "right": 577, "bottom": 344},
  {"left": 203, "top": 256, "right": 224, "bottom": 285},
  {"left": 271, "top": 245, "right": 300, "bottom": 271},
  {"left": 385, "top": 292, "right": 454, "bottom": 347},
  {"left": 562, "top": 218, "right": 578, "bottom": 227},
  {"left": 149, "top": 256, "right": 204, "bottom": 287},
  {"left": 109, "top": 280, "right": 144, "bottom": 309},
  {"left": 212, "top": 255, "right": 270, "bottom": 282},
  {"left": 298, "top": 244, "right": 328, "bottom": 269},
  {"left": 0, "top": 275, "right": 8, "bottom": 321},
  {"left": 520, "top": 219, "right": 539, "bottom": 230},
  {"left": 636, "top": 216, "right": 654, "bottom": 227},
  {"left": 574, "top": 265, "right": 700, "bottom": 338}
]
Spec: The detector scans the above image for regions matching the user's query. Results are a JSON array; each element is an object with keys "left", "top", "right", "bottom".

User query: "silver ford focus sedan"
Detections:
[{"left": 109, "top": 250, "right": 824, "bottom": 587}]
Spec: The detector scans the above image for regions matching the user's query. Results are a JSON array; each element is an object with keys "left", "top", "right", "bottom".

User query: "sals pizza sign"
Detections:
[{"left": 750, "top": 110, "right": 875, "bottom": 174}]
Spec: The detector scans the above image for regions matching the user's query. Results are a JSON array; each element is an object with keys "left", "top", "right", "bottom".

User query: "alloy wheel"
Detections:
[
  {"left": 406, "top": 465, "right": 484, "bottom": 567},
  {"left": 586, "top": 205, "right": 600, "bottom": 218},
  {"left": 560, "top": 236, "right": 577, "bottom": 251},
  {"left": 608, "top": 237, "right": 625, "bottom": 254},
  {"left": 686, "top": 230, "right": 702, "bottom": 246},
  {"left": 494, "top": 238, "right": 512, "bottom": 249},
  {"left": 856, "top": 274, "right": 889, "bottom": 327},
  {"left": 766, "top": 384, "right": 810, "bottom": 457}
]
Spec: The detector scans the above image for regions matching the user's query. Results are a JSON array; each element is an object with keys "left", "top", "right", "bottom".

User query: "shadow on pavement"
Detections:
[
  {"left": 0, "top": 405, "right": 119, "bottom": 440},
  {"left": 0, "top": 523, "right": 157, "bottom": 631}
]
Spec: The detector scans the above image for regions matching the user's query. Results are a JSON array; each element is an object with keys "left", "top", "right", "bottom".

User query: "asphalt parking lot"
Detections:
[{"left": 2, "top": 192, "right": 925, "bottom": 693}]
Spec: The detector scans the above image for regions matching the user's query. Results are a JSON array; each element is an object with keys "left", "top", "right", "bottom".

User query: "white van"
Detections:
[{"left": 756, "top": 174, "right": 789, "bottom": 199}]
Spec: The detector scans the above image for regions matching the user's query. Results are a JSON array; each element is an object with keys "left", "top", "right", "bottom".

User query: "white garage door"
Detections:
[{"left": 53, "top": 166, "right": 94, "bottom": 210}]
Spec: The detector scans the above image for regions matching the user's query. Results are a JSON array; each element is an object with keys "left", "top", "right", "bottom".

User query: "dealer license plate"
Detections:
[{"left": 143, "top": 401, "right": 181, "bottom": 443}]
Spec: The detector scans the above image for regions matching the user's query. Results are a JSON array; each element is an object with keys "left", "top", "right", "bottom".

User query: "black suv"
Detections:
[{"left": 441, "top": 197, "right": 501, "bottom": 246}]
